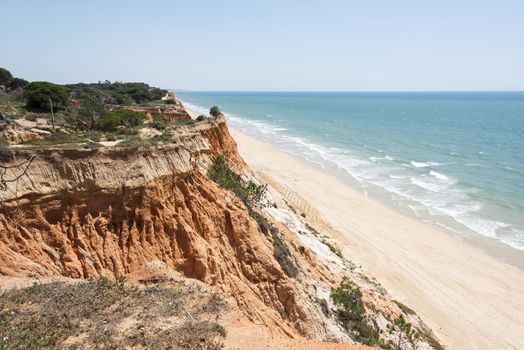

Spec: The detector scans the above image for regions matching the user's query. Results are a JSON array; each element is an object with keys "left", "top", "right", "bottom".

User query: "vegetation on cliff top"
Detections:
[
  {"left": 64, "top": 81, "right": 167, "bottom": 105},
  {"left": 0, "top": 66, "right": 197, "bottom": 150}
]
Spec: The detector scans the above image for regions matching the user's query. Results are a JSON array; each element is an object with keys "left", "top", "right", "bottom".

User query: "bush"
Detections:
[
  {"left": 150, "top": 115, "right": 169, "bottom": 130},
  {"left": 0, "top": 67, "right": 13, "bottom": 86},
  {"left": 97, "top": 112, "right": 121, "bottom": 132},
  {"left": 207, "top": 154, "right": 266, "bottom": 205},
  {"left": 207, "top": 155, "right": 298, "bottom": 278},
  {"left": 331, "top": 278, "right": 381, "bottom": 346},
  {"left": 322, "top": 239, "right": 344, "bottom": 259},
  {"left": 9, "top": 77, "right": 29, "bottom": 90},
  {"left": 209, "top": 106, "right": 221, "bottom": 117},
  {"left": 77, "top": 96, "right": 106, "bottom": 130},
  {"left": 97, "top": 109, "right": 146, "bottom": 132},
  {"left": 24, "top": 81, "right": 69, "bottom": 110},
  {"left": 196, "top": 115, "right": 207, "bottom": 122}
]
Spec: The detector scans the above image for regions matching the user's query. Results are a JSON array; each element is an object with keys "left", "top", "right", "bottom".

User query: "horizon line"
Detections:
[{"left": 169, "top": 89, "right": 524, "bottom": 93}]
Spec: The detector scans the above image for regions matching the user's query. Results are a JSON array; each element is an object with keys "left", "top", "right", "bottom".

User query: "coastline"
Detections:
[{"left": 229, "top": 127, "right": 524, "bottom": 350}]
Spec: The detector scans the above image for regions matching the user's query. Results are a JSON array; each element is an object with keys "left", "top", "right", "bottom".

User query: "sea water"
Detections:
[{"left": 177, "top": 91, "right": 524, "bottom": 251}]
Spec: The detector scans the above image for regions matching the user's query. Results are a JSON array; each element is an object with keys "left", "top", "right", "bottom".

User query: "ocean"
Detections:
[{"left": 177, "top": 91, "right": 524, "bottom": 251}]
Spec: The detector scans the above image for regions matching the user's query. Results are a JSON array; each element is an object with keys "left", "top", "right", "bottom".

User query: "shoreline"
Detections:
[
  {"left": 184, "top": 100, "right": 524, "bottom": 270},
  {"left": 229, "top": 127, "right": 524, "bottom": 349}
]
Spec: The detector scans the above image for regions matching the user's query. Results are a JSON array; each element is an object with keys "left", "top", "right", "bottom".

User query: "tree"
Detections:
[
  {"left": 0, "top": 67, "right": 13, "bottom": 86},
  {"left": 209, "top": 106, "right": 221, "bottom": 117},
  {"left": 78, "top": 96, "right": 106, "bottom": 130},
  {"left": 8, "top": 78, "right": 29, "bottom": 90},
  {"left": 24, "top": 82, "right": 68, "bottom": 110}
]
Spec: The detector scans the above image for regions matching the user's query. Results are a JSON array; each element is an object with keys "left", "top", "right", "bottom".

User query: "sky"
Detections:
[{"left": 2, "top": 0, "right": 524, "bottom": 91}]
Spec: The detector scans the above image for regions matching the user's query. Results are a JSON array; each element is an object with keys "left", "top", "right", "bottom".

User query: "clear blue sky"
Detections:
[{"left": 2, "top": 0, "right": 524, "bottom": 91}]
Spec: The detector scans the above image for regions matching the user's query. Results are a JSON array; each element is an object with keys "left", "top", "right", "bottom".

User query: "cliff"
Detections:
[{"left": 0, "top": 116, "right": 441, "bottom": 349}]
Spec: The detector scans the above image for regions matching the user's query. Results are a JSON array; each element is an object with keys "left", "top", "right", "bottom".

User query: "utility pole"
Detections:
[{"left": 49, "top": 98, "right": 55, "bottom": 131}]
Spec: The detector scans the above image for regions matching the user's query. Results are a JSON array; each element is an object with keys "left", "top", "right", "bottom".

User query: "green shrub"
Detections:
[
  {"left": 322, "top": 239, "right": 344, "bottom": 259},
  {"left": 150, "top": 131, "right": 174, "bottom": 145},
  {"left": 207, "top": 155, "right": 298, "bottom": 278},
  {"left": 196, "top": 115, "right": 207, "bottom": 122},
  {"left": 9, "top": 77, "right": 29, "bottom": 90},
  {"left": 77, "top": 96, "right": 106, "bottom": 130},
  {"left": 97, "top": 109, "right": 145, "bottom": 132},
  {"left": 0, "top": 67, "right": 13, "bottom": 86},
  {"left": 207, "top": 154, "right": 266, "bottom": 206},
  {"left": 387, "top": 314, "right": 418, "bottom": 349},
  {"left": 150, "top": 115, "right": 169, "bottom": 130},
  {"left": 97, "top": 112, "right": 121, "bottom": 132},
  {"left": 24, "top": 82, "right": 69, "bottom": 110},
  {"left": 331, "top": 278, "right": 381, "bottom": 346},
  {"left": 209, "top": 106, "right": 221, "bottom": 117},
  {"left": 270, "top": 225, "right": 299, "bottom": 278}
]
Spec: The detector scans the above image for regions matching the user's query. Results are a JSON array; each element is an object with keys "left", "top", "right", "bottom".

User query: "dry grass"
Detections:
[{"left": 0, "top": 278, "right": 228, "bottom": 349}]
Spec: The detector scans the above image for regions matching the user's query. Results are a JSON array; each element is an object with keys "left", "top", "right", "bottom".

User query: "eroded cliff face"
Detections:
[
  {"left": 0, "top": 118, "right": 337, "bottom": 339},
  {"left": 0, "top": 117, "right": 442, "bottom": 348}
]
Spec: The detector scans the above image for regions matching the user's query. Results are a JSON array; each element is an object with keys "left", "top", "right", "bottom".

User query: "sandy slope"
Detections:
[{"left": 231, "top": 128, "right": 524, "bottom": 350}]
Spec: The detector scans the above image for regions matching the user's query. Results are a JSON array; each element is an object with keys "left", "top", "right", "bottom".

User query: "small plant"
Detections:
[
  {"left": 322, "top": 239, "right": 344, "bottom": 259},
  {"left": 393, "top": 300, "right": 416, "bottom": 315},
  {"left": 305, "top": 223, "right": 320, "bottom": 236},
  {"left": 196, "top": 114, "right": 207, "bottom": 121},
  {"left": 150, "top": 131, "right": 174, "bottom": 145},
  {"left": 150, "top": 115, "right": 169, "bottom": 130},
  {"left": 331, "top": 278, "right": 381, "bottom": 346},
  {"left": 387, "top": 314, "right": 419, "bottom": 349},
  {"left": 116, "top": 135, "right": 151, "bottom": 148},
  {"left": 317, "top": 298, "right": 330, "bottom": 316}
]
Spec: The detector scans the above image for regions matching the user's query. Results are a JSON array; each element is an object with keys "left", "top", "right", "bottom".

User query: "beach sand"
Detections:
[{"left": 230, "top": 128, "right": 524, "bottom": 350}]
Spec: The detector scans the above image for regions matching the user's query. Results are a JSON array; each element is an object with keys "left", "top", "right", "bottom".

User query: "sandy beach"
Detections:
[{"left": 230, "top": 128, "right": 524, "bottom": 350}]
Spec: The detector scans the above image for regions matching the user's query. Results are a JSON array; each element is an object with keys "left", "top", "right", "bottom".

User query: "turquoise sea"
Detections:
[{"left": 177, "top": 91, "right": 524, "bottom": 251}]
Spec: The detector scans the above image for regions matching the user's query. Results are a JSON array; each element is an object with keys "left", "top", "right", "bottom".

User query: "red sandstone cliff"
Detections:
[{"left": 0, "top": 117, "right": 441, "bottom": 349}]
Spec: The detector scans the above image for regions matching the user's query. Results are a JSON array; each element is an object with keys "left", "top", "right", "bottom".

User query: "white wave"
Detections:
[
  {"left": 410, "top": 161, "right": 443, "bottom": 168},
  {"left": 370, "top": 155, "right": 394, "bottom": 162},
  {"left": 453, "top": 216, "right": 510, "bottom": 239},
  {"left": 429, "top": 170, "right": 456, "bottom": 185},
  {"left": 410, "top": 177, "right": 447, "bottom": 193}
]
